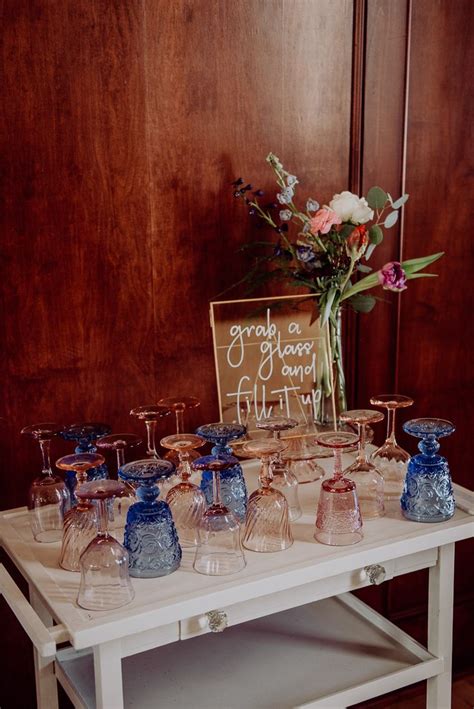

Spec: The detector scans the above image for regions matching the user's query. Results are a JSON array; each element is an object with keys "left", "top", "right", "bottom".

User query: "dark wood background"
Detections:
[{"left": 1, "top": 1, "right": 473, "bottom": 706}]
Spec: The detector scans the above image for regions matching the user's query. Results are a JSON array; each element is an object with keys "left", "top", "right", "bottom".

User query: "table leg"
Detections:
[
  {"left": 94, "top": 638, "right": 124, "bottom": 709},
  {"left": 28, "top": 584, "right": 59, "bottom": 709},
  {"left": 426, "top": 542, "right": 455, "bottom": 709}
]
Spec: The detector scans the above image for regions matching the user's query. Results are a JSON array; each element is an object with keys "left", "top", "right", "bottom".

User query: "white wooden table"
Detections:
[{"left": 1, "top": 455, "right": 473, "bottom": 709}]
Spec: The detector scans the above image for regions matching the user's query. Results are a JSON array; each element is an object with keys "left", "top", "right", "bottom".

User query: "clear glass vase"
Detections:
[{"left": 314, "top": 308, "right": 347, "bottom": 428}]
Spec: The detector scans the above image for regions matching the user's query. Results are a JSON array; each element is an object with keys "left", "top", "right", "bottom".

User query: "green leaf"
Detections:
[
  {"left": 406, "top": 272, "right": 438, "bottom": 280},
  {"left": 358, "top": 264, "right": 372, "bottom": 273},
  {"left": 321, "top": 287, "right": 337, "bottom": 326},
  {"left": 384, "top": 211, "right": 399, "bottom": 228},
  {"left": 367, "top": 186, "right": 388, "bottom": 210},
  {"left": 369, "top": 225, "right": 384, "bottom": 245},
  {"left": 390, "top": 194, "right": 409, "bottom": 209},
  {"left": 402, "top": 252, "right": 444, "bottom": 274},
  {"left": 349, "top": 293, "right": 377, "bottom": 313},
  {"left": 365, "top": 243, "right": 377, "bottom": 260},
  {"left": 339, "top": 224, "right": 355, "bottom": 239}
]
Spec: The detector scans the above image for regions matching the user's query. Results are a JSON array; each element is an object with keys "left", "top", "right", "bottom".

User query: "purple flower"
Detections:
[
  {"left": 296, "top": 245, "right": 316, "bottom": 263},
  {"left": 377, "top": 262, "right": 407, "bottom": 291}
]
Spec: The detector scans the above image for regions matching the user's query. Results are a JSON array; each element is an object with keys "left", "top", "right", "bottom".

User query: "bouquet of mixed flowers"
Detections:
[{"left": 232, "top": 152, "right": 442, "bottom": 326}]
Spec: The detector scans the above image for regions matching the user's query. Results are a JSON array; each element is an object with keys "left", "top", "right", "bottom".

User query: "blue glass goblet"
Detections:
[
  {"left": 195, "top": 423, "right": 248, "bottom": 522},
  {"left": 401, "top": 418, "right": 456, "bottom": 523},
  {"left": 61, "top": 422, "right": 111, "bottom": 500},
  {"left": 119, "top": 459, "right": 182, "bottom": 578}
]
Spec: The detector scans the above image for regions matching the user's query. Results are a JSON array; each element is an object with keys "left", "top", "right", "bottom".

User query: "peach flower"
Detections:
[{"left": 309, "top": 208, "right": 342, "bottom": 235}]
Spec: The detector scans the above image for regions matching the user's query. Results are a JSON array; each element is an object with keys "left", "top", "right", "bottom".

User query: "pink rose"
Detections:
[
  {"left": 309, "top": 208, "right": 341, "bottom": 235},
  {"left": 377, "top": 262, "right": 407, "bottom": 291}
]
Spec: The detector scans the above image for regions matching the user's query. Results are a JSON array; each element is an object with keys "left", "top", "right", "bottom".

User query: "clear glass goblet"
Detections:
[
  {"left": 96, "top": 433, "right": 142, "bottom": 527},
  {"left": 256, "top": 416, "right": 302, "bottom": 521},
  {"left": 76, "top": 479, "right": 135, "bottom": 611},
  {"left": 119, "top": 459, "right": 182, "bottom": 578},
  {"left": 370, "top": 395, "right": 414, "bottom": 501},
  {"left": 160, "top": 434, "right": 206, "bottom": 547},
  {"left": 242, "top": 439, "right": 293, "bottom": 552},
  {"left": 340, "top": 409, "right": 385, "bottom": 519},
  {"left": 280, "top": 420, "right": 325, "bottom": 484},
  {"left": 314, "top": 431, "right": 363, "bottom": 546},
  {"left": 130, "top": 405, "right": 170, "bottom": 459},
  {"left": 21, "top": 423, "right": 70, "bottom": 543},
  {"left": 195, "top": 423, "right": 248, "bottom": 522},
  {"left": 192, "top": 457, "right": 246, "bottom": 575},
  {"left": 401, "top": 418, "right": 456, "bottom": 522},
  {"left": 56, "top": 453, "right": 105, "bottom": 571},
  {"left": 158, "top": 396, "right": 201, "bottom": 463}
]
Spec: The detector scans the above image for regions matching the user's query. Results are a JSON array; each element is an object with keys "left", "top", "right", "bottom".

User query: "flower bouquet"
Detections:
[{"left": 231, "top": 153, "right": 443, "bottom": 425}]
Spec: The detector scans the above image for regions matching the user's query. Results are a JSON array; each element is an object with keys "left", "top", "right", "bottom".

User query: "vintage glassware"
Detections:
[
  {"left": 130, "top": 405, "right": 170, "bottom": 459},
  {"left": 340, "top": 409, "right": 385, "bottom": 519},
  {"left": 192, "top": 458, "right": 246, "bottom": 576},
  {"left": 400, "top": 418, "right": 456, "bottom": 522},
  {"left": 61, "top": 423, "right": 111, "bottom": 502},
  {"left": 196, "top": 423, "right": 248, "bottom": 522},
  {"left": 96, "top": 433, "right": 142, "bottom": 526},
  {"left": 280, "top": 421, "right": 325, "bottom": 484},
  {"left": 158, "top": 396, "right": 201, "bottom": 463},
  {"left": 242, "top": 439, "right": 293, "bottom": 552},
  {"left": 76, "top": 479, "right": 135, "bottom": 611},
  {"left": 161, "top": 434, "right": 206, "bottom": 547},
  {"left": 21, "top": 423, "right": 70, "bottom": 543},
  {"left": 56, "top": 453, "right": 105, "bottom": 571},
  {"left": 314, "top": 431, "right": 363, "bottom": 546},
  {"left": 120, "top": 459, "right": 182, "bottom": 577},
  {"left": 370, "top": 395, "right": 414, "bottom": 500},
  {"left": 256, "top": 416, "right": 302, "bottom": 521}
]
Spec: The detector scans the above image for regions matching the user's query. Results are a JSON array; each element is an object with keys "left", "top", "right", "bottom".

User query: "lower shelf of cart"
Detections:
[{"left": 55, "top": 593, "right": 442, "bottom": 709}]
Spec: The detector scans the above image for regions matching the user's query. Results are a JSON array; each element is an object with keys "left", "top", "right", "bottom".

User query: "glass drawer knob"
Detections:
[
  {"left": 364, "top": 564, "right": 386, "bottom": 585},
  {"left": 206, "top": 610, "right": 228, "bottom": 632}
]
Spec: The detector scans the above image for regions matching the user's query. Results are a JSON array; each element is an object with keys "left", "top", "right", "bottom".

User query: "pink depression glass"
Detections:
[
  {"left": 340, "top": 409, "right": 385, "bottom": 519},
  {"left": 161, "top": 433, "right": 206, "bottom": 547},
  {"left": 314, "top": 431, "right": 363, "bottom": 546},
  {"left": 242, "top": 439, "right": 293, "bottom": 553},
  {"left": 76, "top": 479, "right": 134, "bottom": 611},
  {"left": 158, "top": 396, "right": 201, "bottom": 463}
]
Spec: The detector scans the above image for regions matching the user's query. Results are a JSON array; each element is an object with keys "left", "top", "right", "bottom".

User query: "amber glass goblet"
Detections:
[
  {"left": 56, "top": 453, "right": 105, "bottom": 571},
  {"left": 314, "top": 431, "right": 363, "bottom": 546},
  {"left": 158, "top": 396, "right": 201, "bottom": 463},
  {"left": 192, "top": 458, "right": 246, "bottom": 576},
  {"left": 76, "top": 480, "right": 134, "bottom": 611},
  {"left": 242, "top": 439, "right": 293, "bottom": 553},
  {"left": 256, "top": 416, "right": 302, "bottom": 521},
  {"left": 130, "top": 404, "right": 170, "bottom": 459},
  {"left": 161, "top": 433, "right": 206, "bottom": 547},
  {"left": 370, "top": 394, "right": 414, "bottom": 500},
  {"left": 21, "top": 423, "right": 69, "bottom": 543},
  {"left": 340, "top": 409, "right": 385, "bottom": 519}
]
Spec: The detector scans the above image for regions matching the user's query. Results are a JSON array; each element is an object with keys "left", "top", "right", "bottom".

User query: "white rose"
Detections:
[{"left": 329, "top": 190, "right": 374, "bottom": 224}]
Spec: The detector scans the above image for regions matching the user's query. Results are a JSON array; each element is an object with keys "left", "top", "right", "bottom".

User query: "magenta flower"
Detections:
[{"left": 377, "top": 262, "right": 407, "bottom": 291}]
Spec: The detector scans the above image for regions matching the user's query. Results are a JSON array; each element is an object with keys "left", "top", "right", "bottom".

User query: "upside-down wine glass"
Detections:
[
  {"left": 340, "top": 409, "right": 385, "bottom": 519},
  {"left": 192, "top": 457, "right": 246, "bottom": 576},
  {"left": 60, "top": 423, "right": 111, "bottom": 501},
  {"left": 130, "top": 405, "right": 170, "bottom": 459},
  {"left": 195, "top": 423, "right": 248, "bottom": 522},
  {"left": 160, "top": 434, "right": 206, "bottom": 547},
  {"left": 56, "top": 453, "right": 105, "bottom": 571},
  {"left": 242, "top": 439, "right": 293, "bottom": 552},
  {"left": 76, "top": 479, "right": 135, "bottom": 610},
  {"left": 401, "top": 418, "right": 456, "bottom": 522},
  {"left": 157, "top": 397, "right": 201, "bottom": 463},
  {"left": 370, "top": 395, "right": 414, "bottom": 500},
  {"left": 96, "top": 433, "right": 142, "bottom": 527},
  {"left": 280, "top": 416, "right": 325, "bottom": 484},
  {"left": 120, "top": 459, "right": 182, "bottom": 577},
  {"left": 21, "top": 423, "right": 70, "bottom": 543},
  {"left": 314, "top": 431, "right": 363, "bottom": 546},
  {"left": 256, "top": 416, "right": 302, "bottom": 521}
]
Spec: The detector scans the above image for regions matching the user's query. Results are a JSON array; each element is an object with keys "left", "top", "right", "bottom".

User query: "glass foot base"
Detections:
[
  {"left": 401, "top": 510, "right": 455, "bottom": 523},
  {"left": 314, "top": 529, "right": 363, "bottom": 546},
  {"left": 33, "top": 529, "right": 63, "bottom": 543},
  {"left": 193, "top": 552, "right": 246, "bottom": 576}
]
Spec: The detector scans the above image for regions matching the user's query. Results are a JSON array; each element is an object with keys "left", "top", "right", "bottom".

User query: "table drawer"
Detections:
[{"left": 180, "top": 547, "right": 438, "bottom": 639}]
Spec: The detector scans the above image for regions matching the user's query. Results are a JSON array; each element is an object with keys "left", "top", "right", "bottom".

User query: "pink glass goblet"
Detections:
[
  {"left": 340, "top": 409, "right": 385, "bottom": 519},
  {"left": 21, "top": 423, "right": 70, "bottom": 543},
  {"left": 314, "top": 431, "right": 363, "bottom": 546},
  {"left": 76, "top": 479, "right": 134, "bottom": 611},
  {"left": 130, "top": 404, "right": 171, "bottom": 459},
  {"left": 157, "top": 396, "right": 201, "bottom": 463},
  {"left": 161, "top": 434, "right": 206, "bottom": 547}
]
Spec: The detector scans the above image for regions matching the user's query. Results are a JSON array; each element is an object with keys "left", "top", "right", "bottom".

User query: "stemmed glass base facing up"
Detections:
[
  {"left": 96, "top": 433, "right": 142, "bottom": 530},
  {"left": 60, "top": 422, "right": 111, "bottom": 486},
  {"left": 314, "top": 432, "right": 363, "bottom": 546},
  {"left": 130, "top": 405, "right": 171, "bottom": 460},
  {"left": 158, "top": 397, "right": 201, "bottom": 464},
  {"left": 76, "top": 480, "right": 134, "bottom": 611},
  {"left": 192, "top": 458, "right": 246, "bottom": 576}
]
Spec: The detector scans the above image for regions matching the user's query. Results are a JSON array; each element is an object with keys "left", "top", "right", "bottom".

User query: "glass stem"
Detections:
[
  {"left": 145, "top": 420, "right": 158, "bottom": 458},
  {"left": 387, "top": 407, "right": 397, "bottom": 444},
  {"left": 179, "top": 452, "right": 191, "bottom": 481},
  {"left": 175, "top": 409, "right": 184, "bottom": 434},
  {"left": 333, "top": 447, "right": 343, "bottom": 480},
  {"left": 261, "top": 457, "right": 272, "bottom": 488},
  {"left": 116, "top": 448, "right": 125, "bottom": 471},
  {"left": 97, "top": 499, "right": 108, "bottom": 537},
  {"left": 39, "top": 438, "right": 53, "bottom": 476},
  {"left": 212, "top": 470, "right": 222, "bottom": 506},
  {"left": 356, "top": 423, "right": 367, "bottom": 464}
]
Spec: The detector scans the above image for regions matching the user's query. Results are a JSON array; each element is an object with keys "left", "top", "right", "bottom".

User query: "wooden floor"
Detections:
[{"left": 354, "top": 673, "right": 474, "bottom": 708}]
